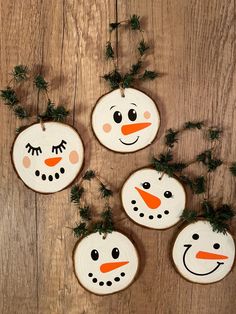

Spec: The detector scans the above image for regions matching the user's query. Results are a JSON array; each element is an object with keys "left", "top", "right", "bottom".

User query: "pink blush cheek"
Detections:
[
  {"left": 69, "top": 150, "right": 79, "bottom": 164},
  {"left": 103, "top": 123, "right": 112, "bottom": 133},
  {"left": 23, "top": 156, "right": 31, "bottom": 168},
  {"left": 144, "top": 111, "right": 151, "bottom": 119}
]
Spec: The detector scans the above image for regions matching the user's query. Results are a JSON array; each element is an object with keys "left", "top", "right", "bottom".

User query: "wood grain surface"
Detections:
[{"left": 0, "top": 0, "right": 236, "bottom": 313}]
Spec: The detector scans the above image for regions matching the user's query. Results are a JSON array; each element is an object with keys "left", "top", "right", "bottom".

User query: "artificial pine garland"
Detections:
[{"left": 71, "top": 170, "right": 114, "bottom": 237}]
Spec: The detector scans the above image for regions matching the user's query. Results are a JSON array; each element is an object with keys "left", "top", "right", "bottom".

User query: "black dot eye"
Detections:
[
  {"left": 142, "top": 182, "right": 150, "bottom": 189},
  {"left": 112, "top": 247, "right": 120, "bottom": 259},
  {"left": 164, "top": 191, "right": 172, "bottom": 198},
  {"left": 113, "top": 111, "right": 122, "bottom": 123},
  {"left": 128, "top": 109, "right": 137, "bottom": 121},
  {"left": 91, "top": 249, "right": 99, "bottom": 261},
  {"left": 192, "top": 233, "right": 199, "bottom": 240},
  {"left": 213, "top": 243, "right": 220, "bottom": 249}
]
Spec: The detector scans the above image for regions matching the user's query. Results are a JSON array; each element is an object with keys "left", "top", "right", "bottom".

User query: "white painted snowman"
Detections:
[
  {"left": 121, "top": 168, "right": 186, "bottom": 229},
  {"left": 74, "top": 231, "right": 139, "bottom": 295},
  {"left": 12, "top": 122, "right": 84, "bottom": 193},
  {"left": 92, "top": 88, "right": 160, "bottom": 153},
  {"left": 172, "top": 220, "right": 235, "bottom": 284}
]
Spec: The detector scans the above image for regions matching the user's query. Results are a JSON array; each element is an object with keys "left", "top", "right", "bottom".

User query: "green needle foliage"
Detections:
[
  {"left": 13, "top": 105, "right": 29, "bottom": 119},
  {"left": 0, "top": 87, "right": 19, "bottom": 106},
  {"left": 138, "top": 40, "right": 149, "bottom": 56},
  {"left": 79, "top": 206, "right": 91, "bottom": 221},
  {"left": 105, "top": 41, "right": 114, "bottom": 59},
  {"left": 141, "top": 70, "right": 159, "bottom": 80},
  {"left": 196, "top": 150, "right": 223, "bottom": 172},
  {"left": 71, "top": 185, "right": 84, "bottom": 205},
  {"left": 73, "top": 222, "right": 89, "bottom": 237},
  {"left": 181, "top": 209, "right": 198, "bottom": 222},
  {"left": 100, "top": 183, "right": 113, "bottom": 198},
  {"left": 34, "top": 75, "right": 48, "bottom": 91},
  {"left": 103, "top": 70, "right": 123, "bottom": 89},
  {"left": 229, "top": 162, "right": 236, "bottom": 176},
  {"left": 183, "top": 121, "right": 204, "bottom": 130},
  {"left": 208, "top": 127, "right": 222, "bottom": 141},
  {"left": 165, "top": 129, "right": 179, "bottom": 148},
  {"left": 38, "top": 100, "right": 69, "bottom": 122},
  {"left": 83, "top": 170, "right": 96, "bottom": 181},
  {"left": 130, "top": 14, "right": 141, "bottom": 30},
  {"left": 11, "top": 65, "right": 29, "bottom": 82},
  {"left": 109, "top": 22, "right": 121, "bottom": 32},
  {"left": 180, "top": 175, "right": 206, "bottom": 194},
  {"left": 92, "top": 208, "right": 114, "bottom": 235},
  {"left": 130, "top": 61, "right": 142, "bottom": 75},
  {"left": 152, "top": 153, "right": 187, "bottom": 177}
]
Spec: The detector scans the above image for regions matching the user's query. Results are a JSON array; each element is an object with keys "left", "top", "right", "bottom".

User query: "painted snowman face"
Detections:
[
  {"left": 92, "top": 88, "right": 160, "bottom": 153},
  {"left": 121, "top": 168, "right": 186, "bottom": 229},
  {"left": 74, "top": 231, "right": 139, "bottom": 295},
  {"left": 12, "top": 122, "right": 84, "bottom": 193},
  {"left": 172, "top": 220, "right": 235, "bottom": 284}
]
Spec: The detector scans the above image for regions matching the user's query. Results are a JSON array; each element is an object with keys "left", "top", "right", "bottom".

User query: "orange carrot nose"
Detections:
[
  {"left": 100, "top": 261, "right": 129, "bottom": 273},
  {"left": 121, "top": 122, "right": 151, "bottom": 135},
  {"left": 196, "top": 251, "right": 228, "bottom": 260},
  {"left": 135, "top": 187, "right": 161, "bottom": 209},
  {"left": 44, "top": 157, "right": 62, "bottom": 167}
]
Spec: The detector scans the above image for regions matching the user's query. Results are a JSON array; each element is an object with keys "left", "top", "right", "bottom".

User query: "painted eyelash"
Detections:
[
  {"left": 52, "top": 140, "right": 67, "bottom": 154},
  {"left": 25, "top": 143, "right": 42, "bottom": 156}
]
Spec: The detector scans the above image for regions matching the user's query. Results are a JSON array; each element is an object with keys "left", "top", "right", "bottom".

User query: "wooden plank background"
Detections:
[{"left": 0, "top": 0, "right": 236, "bottom": 313}]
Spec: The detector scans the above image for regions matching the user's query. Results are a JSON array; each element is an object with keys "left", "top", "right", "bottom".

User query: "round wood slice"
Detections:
[
  {"left": 11, "top": 121, "right": 84, "bottom": 194},
  {"left": 121, "top": 168, "right": 186, "bottom": 229},
  {"left": 73, "top": 231, "right": 139, "bottom": 295},
  {"left": 92, "top": 88, "right": 160, "bottom": 153},
  {"left": 172, "top": 220, "right": 235, "bottom": 284}
]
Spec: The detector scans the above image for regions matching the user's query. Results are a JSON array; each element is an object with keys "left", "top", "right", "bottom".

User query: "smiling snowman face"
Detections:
[
  {"left": 12, "top": 122, "right": 84, "bottom": 194},
  {"left": 92, "top": 88, "right": 160, "bottom": 153},
  {"left": 172, "top": 220, "right": 235, "bottom": 284},
  {"left": 121, "top": 168, "right": 186, "bottom": 229},
  {"left": 74, "top": 231, "right": 139, "bottom": 295}
]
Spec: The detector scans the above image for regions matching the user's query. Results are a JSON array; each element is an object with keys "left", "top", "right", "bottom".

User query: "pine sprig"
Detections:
[
  {"left": 180, "top": 175, "right": 206, "bottom": 194},
  {"left": 73, "top": 222, "right": 89, "bottom": 238},
  {"left": 181, "top": 209, "right": 198, "bottom": 222},
  {"left": 165, "top": 129, "right": 179, "bottom": 148},
  {"left": 83, "top": 170, "right": 96, "bottom": 181},
  {"left": 229, "top": 162, "right": 236, "bottom": 176},
  {"left": 138, "top": 40, "right": 149, "bottom": 56},
  {"left": 79, "top": 206, "right": 92, "bottom": 221},
  {"left": 208, "top": 128, "right": 222, "bottom": 141},
  {"left": 99, "top": 183, "right": 113, "bottom": 198},
  {"left": 152, "top": 153, "right": 187, "bottom": 177},
  {"left": 196, "top": 150, "right": 223, "bottom": 172},
  {"left": 103, "top": 70, "right": 123, "bottom": 89},
  {"left": 105, "top": 41, "right": 114, "bottom": 59},
  {"left": 129, "top": 14, "right": 141, "bottom": 30},
  {"left": 38, "top": 100, "right": 69, "bottom": 122},
  {"left": 0, "top": 87, "right": 19, "bottom": 106},
  {"left": 130, "top": 61, "right": 142, "bottom": 75},
  {"left": 184, "top": 121, "right": 204, "bottom": 130},
  {"left": 109, "top": 22, "right": 120, "bottom": 32},
  {"left": 71, "top": 185, "right": 84, "bottom": 205},
  {"left": 92, "top": 208, "right": 114, "bottom": 235},
  {"left": 34, "top": 75, "right": 48, "bottom": 91},
  {"left": 11, "top": 65, "right": 29, "bottom": 82},
  {"left": 141, "top": 70, "right": 159, "bottom": 80},
  {"left": 13, "top": 105, "right": 29, "bottom": 119}
]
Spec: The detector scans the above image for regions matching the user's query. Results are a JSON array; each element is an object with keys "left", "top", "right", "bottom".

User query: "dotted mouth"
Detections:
[
  {"left": 34, "top": 167, "right": 65, "bottom": 181},
  {"left": 119, "top": 136, "right": 139, "bottom": 145},
  {"left": 131, "top": 200, "right": 169, "bottom": 220},
  {"left": 88, "top": 272, "right": 126, "bottom": 287}
]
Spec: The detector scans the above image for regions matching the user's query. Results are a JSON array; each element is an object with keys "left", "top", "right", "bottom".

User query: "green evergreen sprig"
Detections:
[
  {"left": 79, "top": 206, "right": 92, "bottom": 221},
  {"left": 184, "top": 121, "right": 204, "bottom": 130},
  {"left": 38, "top": 100, "right": 69, "bottom": 122},
  {"left": 34, "top": 75, "right": 48, "bottom": 91},
  {"left": 13, "top": 105, "right": 30, "bottom": 119},
  {"left": 196, "top": 150, "right": 223, "bottom": 172},
  {"left": 229, "top": 162, "right": 236, "bottom": 176},
  {"left": 92, "top": 208, "right": 114, "bottom": 235},
  {"left": 208, "top": 128, "right": 222, "bottom": 141},
  {"left": 138, "top": 40, "right": 149, "bottom": 56},
  {"left": 152, "top": 152, "right": 187, "bottom": 177},
  {"left": 11, "top": 65, "right": 29, "bottom": 82},
  {"left": 181, "top": 209, "right": 198, "bottom": 222},
  {"left": 83, "top": 170, "right": 96, "bottom": 181},
  {"left": 130, "top": 14, "right": 141, "bottom": 30},
  {"left": 105, "top": 41, "right": 114, "bottom": 59},
  {"left": 100, "top": 183, "right": 113, "bottom": 198},
  {"left": 70, "top": 185, "right": 84, "bottom": 205},
  {"left": 180, "top": 175, "right": 206, "bottom": 194},
  {"left": 0, "top": 87, "right": 19, "bottom": 106},
  {"left": 141, "top": 70, "right": 159, "bottom": 80},
  {"left": 165, "top": 129, "right": 179, "bottom": 148},
  {"left": 73, "top": 222, "right": 89, "bottom": 238}
]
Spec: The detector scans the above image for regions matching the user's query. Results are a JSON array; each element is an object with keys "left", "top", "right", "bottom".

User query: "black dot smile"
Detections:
[
  {"left": 88, "top": 272, "right": 126, "bottom": 286},
  {"left": 182, "top": 244, "right": 224, "bottom": 276},
  {"left": 132, "top": 204, "right": 171, "bottom": 220},
  {"left": 34, "top": 167, "right": 65, "bottom": 181}
]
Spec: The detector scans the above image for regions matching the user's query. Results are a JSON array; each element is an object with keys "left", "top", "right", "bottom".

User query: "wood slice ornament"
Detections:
[
  {"left": 92, "top": 15, "right": 161, "bottom": 153},
  {"left": 121, "top": 168, "right": 186, "bottom": 229},
  {"left": 74, "top": 231, "right": 139, "bottom": 295},
  {"left": 172, "top": 220, "right": 235, "bottom": 284},
  {"left": 12, "top": 122, "right": 84, "bottom": 194},
  {"left": 92, "top": 88, "right": 160, "bottom": 153}
]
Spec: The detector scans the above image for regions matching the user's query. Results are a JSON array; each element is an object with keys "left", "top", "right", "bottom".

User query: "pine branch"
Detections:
[
  {"left": 34, "top": 75, "right": 48, "bottom": 91},
  {"left": 229, "top": 162, "right": 236, "bottom": 176},
  {"left": 0, "top": 87, "right": 19, "bottom": 106},
  {"left": 129, "top": 61, "right": 142, "bottom": 75},
  {"left": 105, "top": 41, "right": 114, "bottom": 59},
  {"left": 38, "top": 100, "right": 69, "bottom": 122},
  {"left": 109, "top": 22, "right": 120, "bottom": 32},
  {"left": 196, "top": 150, "right": 223, "bottom": 172},
  {"left": 183, "top": 121, "right": 204, "bottom": 130},
  {"left": 92, "top": 208, "right": 114, "bottom": 235},
  {"left": 141, "top": 70, "right": 159, "bottom": 80},
  {"left": 99, "top": 183, "right": 113, "bottom": 198},
  {"left": 79, "top": 206, "right": 92, "bottom": 221},
  {"left": 138, "top": 40, "right": 149, "bottom": 56},
  {"left": 102, "top": 70, "right": 123, "bottom": 89},
  {"left": 13, "top": 105, "right": 29, "bottom": 119},
  {"left": 71, "top": 185, "right": 84, "bottom": 205},
  {"left": 11, "top": 65, "right": 29, "bottom": 82},
  {"left": 129, "top": 14, "right": 141, "bottom": 30},
  {"left": 73, "top": 222, "right": 89, "bottom": 238},
  {"left": 180, "top": 175, "right": 206, "bottom": 194},
  {"left": 123, "top": 73, "right": 135, "bottom": 88},
  {"left": 165, "top": 128, "right": 179, "bottom": 148},
  {"left": 152, "top": 153, "right": 187, "bottom": 177},
  {"left": 83, "top": 170, "right": 96, "bottom": 181},
  {"left": 181, "top": 209, "right": 198, "bottom": 222},
  {"left": 208, "top": 127, "right": 222, "bottom": 141}
]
